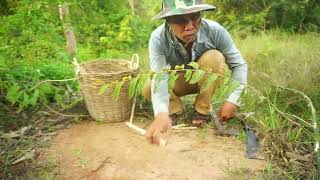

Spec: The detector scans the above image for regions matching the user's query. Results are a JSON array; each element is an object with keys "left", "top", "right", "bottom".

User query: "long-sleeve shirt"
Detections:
[{"left": 148, "top": 19, "right": 248, "bottom": 116}]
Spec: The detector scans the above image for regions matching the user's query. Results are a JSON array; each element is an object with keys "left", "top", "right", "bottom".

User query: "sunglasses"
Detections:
[{"left": 167, "top": 13, "right": 201, "bottom": 25}]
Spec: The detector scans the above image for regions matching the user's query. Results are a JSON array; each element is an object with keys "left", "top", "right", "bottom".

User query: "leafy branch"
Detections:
[
  {"left": 99, "top": 61, "right": 316, "bottom": 132},
  {"left": 98, "top": 61, "right": 238, "bottom": 101}
]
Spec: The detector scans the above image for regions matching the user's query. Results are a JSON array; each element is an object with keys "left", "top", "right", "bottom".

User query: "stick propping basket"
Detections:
[{"left": 124, "top": 54, "right": 168, "bottom": 146}]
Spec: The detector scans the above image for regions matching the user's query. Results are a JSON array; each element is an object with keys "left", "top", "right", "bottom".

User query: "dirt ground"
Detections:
[{"left": 45, "top": 119, "right": 266, "bottom": 180}]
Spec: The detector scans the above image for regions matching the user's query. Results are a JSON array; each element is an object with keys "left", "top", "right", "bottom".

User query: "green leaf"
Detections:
[
  {"left": 162, "top": 66, "right": 171, "bottom": 72},
  {"left": 21, "top": 93, "right": 29, "bottom": 109},
  {"left": 136, "top": 74, "right": 149, "bottom": 95},
  {"left": 98, "top": 84, "right": 109, "bottom": 95},
  {"left": 220, "top": 80, "right": 241, "bottom": 98},
  {"left": 100, "top": 37, "right": 108, "bottom": 43},
  {"left": 184, "top": 69, "right": 193, "bottom": 82},
  {"left": 55, "top": 93, "right": 63, "bottom": 107},
  {"left": 227, "top": 80, "right": 241, "bottom": 94},
  {"left": 113, "top": 81, "right": 124, "bottom": 100},
  {"left": 149, "top": 72, "right": 155, "bottom": 80},
  {"left": 174, "top": 64, "right": 185, "bottom": 70},
  {"left": 38, "top": 90, "right": 48, "bottom": 105},
  {"left": 40, "top": 82, "right": 53, "bottom": 95},
  {"left": 18, "top": 93, "right": 29, "bottom": 112},
  {"left": 153, "top": 72, "right": 164, "bottom": 94},
  {"left": 200, "top": 74, "right": 218, "bottom": 93},
  {"left": 128, "top": 77, "right": 138, "bottom": 99},
  {"left": 0, "top": 79, "right": 3, "bottom": 89},
  {"left": 188, "top": 62, "right": 199, "bottom": 69},
  {"left": 6, "top": 84, "right": 23, "bottom": 104},
  {"left": 189, "top": 70, "right": 205, "bottom": 84},
  {"left": 30, "top": 90, "right": 39, "bottom": 106},
  {"left": 168, "top": 71, "right": 178, "bottom": 93}
]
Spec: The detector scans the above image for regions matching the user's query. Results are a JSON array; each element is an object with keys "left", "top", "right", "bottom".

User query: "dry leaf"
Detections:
[
  {"left": 11, "top": 149, "right": 35, "bottom": 165},
  {"left": 20, "top": 126, "right": 31, "bottom": 136},
  {"left": 1, "top": 131, "right": 20, "bottom": 139},
  {"left": 286, "top": 152, "right": 311, "bottom": 162}
]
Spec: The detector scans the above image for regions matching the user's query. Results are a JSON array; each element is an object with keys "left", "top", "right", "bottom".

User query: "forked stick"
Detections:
[
  {"left": 125, "top": 122, "right": 167, "bottom": 146},
  {"left": 126, "top": 92, "right": 167, "bottom": 146}
]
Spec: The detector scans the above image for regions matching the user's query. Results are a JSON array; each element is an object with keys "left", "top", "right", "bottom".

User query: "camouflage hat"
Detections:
[{"left": 154, "top": 0, "right": 216, "bottom": 19}]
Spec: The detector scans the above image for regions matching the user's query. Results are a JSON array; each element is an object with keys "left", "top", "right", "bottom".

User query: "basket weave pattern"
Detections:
[{"left": 78, "top": 59, "right": 138, "bottom": 122}]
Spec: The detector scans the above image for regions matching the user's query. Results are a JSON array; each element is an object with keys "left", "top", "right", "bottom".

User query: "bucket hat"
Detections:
[{"left": 153, "top": 0, "right": 216, "bottom": 19}]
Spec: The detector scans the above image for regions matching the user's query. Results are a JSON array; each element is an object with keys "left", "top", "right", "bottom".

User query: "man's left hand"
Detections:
[{"left": 218, "top": 101, "right": 238, "bottom": 122}]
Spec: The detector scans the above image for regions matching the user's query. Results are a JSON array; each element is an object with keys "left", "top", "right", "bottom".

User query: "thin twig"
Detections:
[
  {"left": 247, "top": 86, "right": 305, "bottom": 127},
  {"left": 82, "top": 156, "right": 111, "bottom": 179},
  {"left": 0, "top": 137, "right": 49, "bottom": 170},
  {"left": 136, "top": 111, "right": 153, "bottom": 119},
  {"left": 30, "top": 77, "right": 79, "bottom": 91},
  {"left": 172, "top": 126, "right": 197, "bottom": 130},
  {"left": 278, "top": 86, "right": 317, "bottom": 130},
  {"left": 45, "top": 104, "right": 88, "bottom": 117},
  {"left": 59, "top": 96, "right": 84, "bottom": 112},
  {"left": 282, "top": 113, "right": 313, "bottom": 130}
]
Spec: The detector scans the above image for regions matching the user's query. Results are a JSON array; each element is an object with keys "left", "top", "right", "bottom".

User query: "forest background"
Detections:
[{"left": 0, "top": 0, "right": 319, "bottom": 179}]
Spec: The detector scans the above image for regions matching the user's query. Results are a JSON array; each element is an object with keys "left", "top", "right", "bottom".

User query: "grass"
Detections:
[
  {"left": 234, "top": 31, "right": 320, "bottom": 178},
  {"left": 235, "top": 31, "right": 320, "bottom": 93}
]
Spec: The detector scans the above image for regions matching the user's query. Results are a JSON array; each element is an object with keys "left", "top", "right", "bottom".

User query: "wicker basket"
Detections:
[{"left": 74, "top": 55, "right": 139, "bottom": 122}]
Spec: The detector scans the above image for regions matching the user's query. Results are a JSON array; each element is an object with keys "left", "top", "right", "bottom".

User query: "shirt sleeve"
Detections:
[
  {"left": 214, "top": 25, "right": 248, "bottom": 106},
  {"left": 148, "top": 33, "right": 170, "bottom": 116}
]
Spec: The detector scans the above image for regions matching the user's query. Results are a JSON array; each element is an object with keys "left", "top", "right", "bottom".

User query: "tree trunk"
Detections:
[
  {"left": 59, "top": 3, "right": 77, "bottom": 57},
  {"left": 128, "top": 0, "right": 135, "bottom": 15}
]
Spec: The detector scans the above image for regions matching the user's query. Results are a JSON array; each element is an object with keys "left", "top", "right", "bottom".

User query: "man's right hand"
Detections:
[{"left": 146, "top": 112, "right": 172, "bottom": 145}]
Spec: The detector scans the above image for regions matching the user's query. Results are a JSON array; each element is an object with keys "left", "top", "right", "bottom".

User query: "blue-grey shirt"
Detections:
[{"left": 148, "top": 19, "right": 247, "bottom": 115}]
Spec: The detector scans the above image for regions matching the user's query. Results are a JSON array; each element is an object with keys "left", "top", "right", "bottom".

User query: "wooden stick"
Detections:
[
  {"left": 172, "top": 123, "right": 197, "bottom": 130},
  {"left": 129, "top": 94, "right": 137, "bottom": 125},
  {"left": 125, "top": 122, "right": 146, "bottom": 135},
  {"left": 172, "top": 126, "right": 197, "bottom": 130}
]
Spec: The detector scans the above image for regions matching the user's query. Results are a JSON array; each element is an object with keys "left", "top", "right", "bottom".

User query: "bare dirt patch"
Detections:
[{"left": 46, "top": 120, "right": 266, "bottom": 179}]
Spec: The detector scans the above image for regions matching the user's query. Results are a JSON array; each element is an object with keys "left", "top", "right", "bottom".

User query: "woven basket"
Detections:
[{"left": 75, "top": 55, "right": 139, "bottom": 122}]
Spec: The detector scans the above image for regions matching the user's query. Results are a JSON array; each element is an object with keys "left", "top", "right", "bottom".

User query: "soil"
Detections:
[{"left": 46, "top": 120, "right": 266, "bottom": 180}]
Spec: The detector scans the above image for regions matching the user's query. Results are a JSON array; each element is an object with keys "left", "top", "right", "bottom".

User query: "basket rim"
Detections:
[{"left": 78, "top": 59, "right": 139, "bottom": 76}]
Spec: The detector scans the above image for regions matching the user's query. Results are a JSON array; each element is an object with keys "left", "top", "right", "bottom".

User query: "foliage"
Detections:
[
  {"left": 99, "top": 62, "right": 239, "bottom": 102},
  {"left": 0, "top": 0, "right": 158, "bottom": 111},
  {"left": 0, "top": 1, "right": 74, "bottom": 111},
  {"left": 70, "top": 0, "right": 159, "bottom": 60},
  {"left": 206, "top": 0, "right": 320, "bottom": 32}
]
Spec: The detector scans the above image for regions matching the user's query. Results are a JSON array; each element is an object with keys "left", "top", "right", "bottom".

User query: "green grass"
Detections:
[
  {"left": 234, "top": 31, "right": 320, "bottom": 178},
  {"left": 236, "top": 31, "right": 320, "bottom": 93}
]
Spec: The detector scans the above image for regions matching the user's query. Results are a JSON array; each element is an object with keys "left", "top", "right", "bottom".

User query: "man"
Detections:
[{"left": 142, "top": 0, "right": 247, "bottom": 145}]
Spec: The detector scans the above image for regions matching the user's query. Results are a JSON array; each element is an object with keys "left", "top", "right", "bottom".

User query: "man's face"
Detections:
[{"left": 167, "top": 12, "right": 201, "bottom": 44}]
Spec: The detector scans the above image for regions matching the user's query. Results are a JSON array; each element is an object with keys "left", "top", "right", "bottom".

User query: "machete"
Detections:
[{"left": 209, "top": 111, "right": 260, "bottom": 159}]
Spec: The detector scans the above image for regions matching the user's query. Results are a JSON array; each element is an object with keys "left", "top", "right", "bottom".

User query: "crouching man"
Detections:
[{"left": 142, "top": 0, "right": 247, "bottom": 145}]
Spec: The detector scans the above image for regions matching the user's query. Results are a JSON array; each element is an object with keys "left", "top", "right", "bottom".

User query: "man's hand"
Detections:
[
  {"left": 146, "top": 112, "right": 172, "bottom": 145},
  {"left": 218, "top": 101, "right": 238, "bottom": 122}
]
